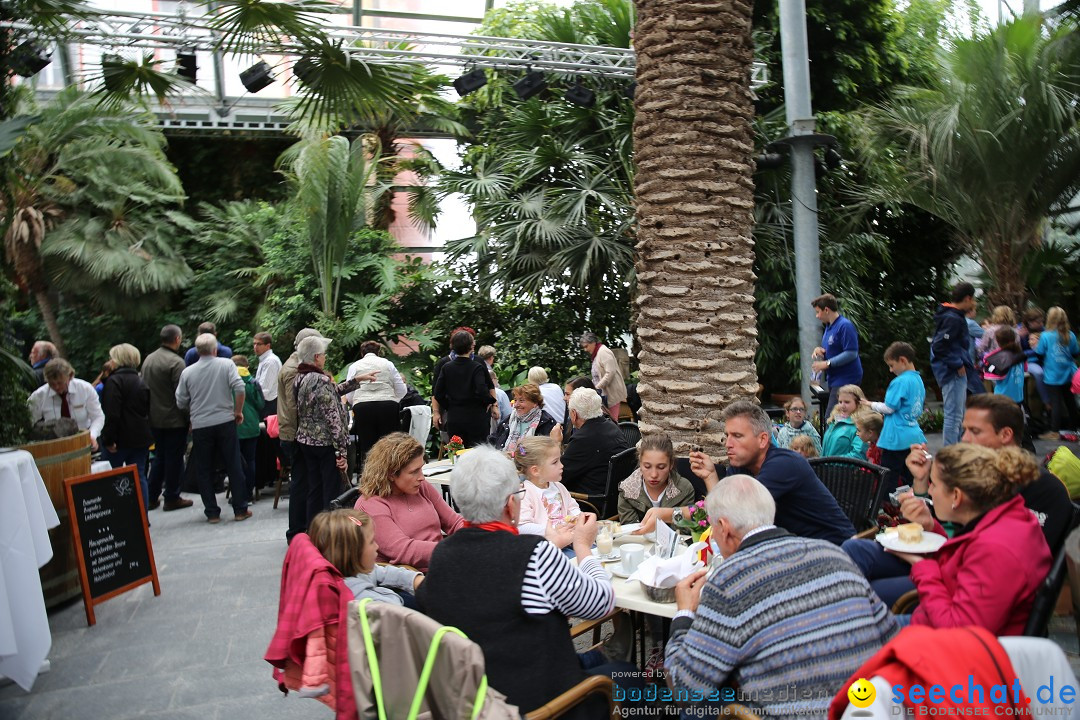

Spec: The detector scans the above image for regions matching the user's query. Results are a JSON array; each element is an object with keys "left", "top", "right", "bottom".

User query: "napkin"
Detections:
[{"left": 626, "top": 542, "right": 708, "bottom": 588}]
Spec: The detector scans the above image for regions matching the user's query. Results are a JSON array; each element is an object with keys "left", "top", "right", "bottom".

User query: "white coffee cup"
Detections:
[{"left": 620, "top": 545, "right": 644, "bottom": 573}]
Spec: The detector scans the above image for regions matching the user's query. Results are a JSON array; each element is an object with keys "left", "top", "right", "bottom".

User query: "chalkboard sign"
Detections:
[{"left": 64, "top": 465, "right": 160, "bottom": 626}]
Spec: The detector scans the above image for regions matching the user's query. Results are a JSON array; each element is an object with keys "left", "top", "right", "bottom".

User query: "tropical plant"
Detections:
[
  {"left": 1, "top": 87, "right": 192, "bottom": 354},
  {"left": 631, "top": 0, "right": 760, "bottom": 453},
  {"left": 855, "top": 16, "right": 1080, "bottom": 309}
]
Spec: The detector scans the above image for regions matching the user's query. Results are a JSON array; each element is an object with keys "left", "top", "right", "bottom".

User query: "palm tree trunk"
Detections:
[
  {"left": 632, "top": 0, "right": 759, "bottom": 454},
  {"left": 34, "top": 288, "right": 65, "bottom": 358}
]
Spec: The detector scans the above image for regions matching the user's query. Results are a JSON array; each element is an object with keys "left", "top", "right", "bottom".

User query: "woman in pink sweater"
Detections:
[{"left": 355, "top": 433, "right": 463, "bottom": 571}]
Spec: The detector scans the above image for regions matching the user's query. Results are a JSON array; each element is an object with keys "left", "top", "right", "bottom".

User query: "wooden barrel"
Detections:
[{"left": 18, "top": 431, "right": 92, "bottom": 607}]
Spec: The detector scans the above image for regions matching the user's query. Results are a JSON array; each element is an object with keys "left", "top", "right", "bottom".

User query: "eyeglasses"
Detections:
[
  {"left": 789, "top": 407, "right": 806, "bottom": 413},
  {"left": 508, "top": 483, "right": 527, "bottom": 501}
]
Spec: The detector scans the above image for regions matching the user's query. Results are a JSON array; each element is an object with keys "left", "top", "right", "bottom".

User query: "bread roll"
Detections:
[{"left": 897, "top": 523, "right": 923, "bottom": 544}]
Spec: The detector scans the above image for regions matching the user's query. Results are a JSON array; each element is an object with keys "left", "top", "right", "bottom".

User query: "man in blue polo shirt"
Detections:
[{"left": 810, "top": 293, "right": 863, "bottom": 418}]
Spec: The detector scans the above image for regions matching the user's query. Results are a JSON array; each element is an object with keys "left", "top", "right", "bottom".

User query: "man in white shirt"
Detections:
[
  {"left": 27, "top": 358, "right": 104, "bottom": 450},
  {"left": 252, "top": 332, "right": 281, "bottom": 417}
]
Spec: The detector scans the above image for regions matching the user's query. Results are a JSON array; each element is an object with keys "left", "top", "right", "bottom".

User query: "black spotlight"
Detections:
[
  {"left": 513, "top": 70, "right": 547, "bottom": 101},
  {"left": 176, "top": 48, "right": 197, "bottom": 81},
  {"left": 565, "top": 82, "right": 595, "bottom": 108},
  {"left": 101, "top": 54, "right": 126, "bottom": 92},
  {"left": 824, "top": 147, "right": 843, "bottom": 170},
  {"left": 292, "top": 55, "right": 318, "bottom": 87},
  {"left": 453, "top": 67, "right": 487, "bottom": 97},
  {"left": 240, "top": 60, "right": 275, "bottom": 93},
  {"left": 623, "top": 81, "right": 636, "bottom": 100},
  {"left": 11, "top": 41, "right": 51, "bottom": 77},
  {"left": 754, "top": 153, "right": 785, "bottom": 170}
]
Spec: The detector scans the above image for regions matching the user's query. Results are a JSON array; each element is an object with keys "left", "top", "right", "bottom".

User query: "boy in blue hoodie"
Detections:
[{"left": 931, "top": 281, "right": 981, "bottom": 446}]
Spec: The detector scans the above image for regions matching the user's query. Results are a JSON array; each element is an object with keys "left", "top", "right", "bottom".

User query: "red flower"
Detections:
[{"left": 450, "top": 435, "right": 463, "bottom": 445}]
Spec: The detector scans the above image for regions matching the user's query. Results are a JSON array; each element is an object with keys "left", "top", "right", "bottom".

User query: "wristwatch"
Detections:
[{"left": 672, "top": 507, "right": 684, "bottom": 524}]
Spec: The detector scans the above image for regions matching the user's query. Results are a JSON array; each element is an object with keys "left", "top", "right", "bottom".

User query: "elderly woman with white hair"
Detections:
[
  {"left": 99, "top": 343, "right": 154, "bottom": 511},
  {"left": 418, "top": 446, "right": 638, "bottom": 715},
  {"left": 550, "top": 386, "right": 629, "bottom": 496},
  {"left": 665, "top": 475, "right": 898, "bottom": 718},
  {"left": 527, "top": 366, "right": 566, "bottom": 424},
  {"left": 294, "top": 335, "right": 377, "bottom": 525}
]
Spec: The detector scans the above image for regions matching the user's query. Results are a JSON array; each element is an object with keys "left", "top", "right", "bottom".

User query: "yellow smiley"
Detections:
[{"left": 848, "top": 678, "right": 876, "bottom": 709}]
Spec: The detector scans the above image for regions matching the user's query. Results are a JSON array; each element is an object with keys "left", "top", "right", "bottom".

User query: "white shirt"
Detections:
[
  {"left": 538, "top": 382, "right": 565, "bottom": 424},
  {"left": 254, "top": 349, "right": 281, "bottom": 401},
  {"left": 344, "top": 353, "right": 406, "bottom": 405},
  {"left": 27, "top": 378, "right": 104, "bottom": 440}
]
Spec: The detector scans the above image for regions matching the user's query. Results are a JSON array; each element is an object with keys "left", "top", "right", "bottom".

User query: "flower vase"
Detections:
[{"left": 450, "top": 452, "right": 456, "bottom": 465}]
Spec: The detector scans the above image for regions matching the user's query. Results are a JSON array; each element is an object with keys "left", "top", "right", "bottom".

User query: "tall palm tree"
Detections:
[
  {"left": 632, "top": 0, "right": 760, "bottom": 452},
  {"left": 857, "top": 16, "right": 1080, "bottom": 309}
]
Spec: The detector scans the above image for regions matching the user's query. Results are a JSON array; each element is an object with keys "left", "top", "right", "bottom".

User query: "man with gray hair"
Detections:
[
  {"left": 28, "top": 340, "right": 58, "bottom": 386},
  {"left": 418, "top": 446, "right": 637, "bottom": 713},
  {"left": 665, "top": 475, "right": 898, "bottom": 718},
  {"left": 551, "top": 386, "right": 628, "bottom": 496},
  {"left": 175, "top": 333, "right": 249, "bottom": 523},
  {"left": 141, "top": 324, "right": 193, "bottom": 511},
  {"left": 690, "top": 399, "right": 854, "bottom": 544}
]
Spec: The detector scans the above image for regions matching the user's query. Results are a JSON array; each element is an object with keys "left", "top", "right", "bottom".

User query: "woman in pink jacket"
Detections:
[
  {"left": 355, "top": 433, "right": 463, "bottom": 572},
  {"left": 890, "top": 443, "right": 1050, "bottom": 635}
]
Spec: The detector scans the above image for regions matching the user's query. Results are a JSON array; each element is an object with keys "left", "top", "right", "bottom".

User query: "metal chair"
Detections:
[
  {"left": 571, "top": 447, "right": 638, "bottom": 520},
  {"left": 617, "top": 421, "right": 641, "bottom": 448},
  {"left": 1023, "top": 503, "right": 1080, "bottom": 637},
  {"left": 807, "top": 457, "right": 889, "bottom": 533}
]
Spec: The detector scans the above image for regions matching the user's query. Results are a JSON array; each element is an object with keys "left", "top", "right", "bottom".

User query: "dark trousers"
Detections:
[
  {"left": 1048, "top": 383, "right": 1079, "bottom": 432},
  {"left": 261, "top": 397, "right": 278, "bottom": 419},
  {"left": 107, "top": 446, "right": 150, "bottom": 515},
  {"left": 878, "top": 448, "right": 912, "bottom": 495},
  {"left": 353, "top": 400, "right": 402, "bottom": 469},
  {"left": 148, "top": 426, "right": 187, "bottom": 503},
  {"left": 299, "top": 443, "right": 342, "bottom": 527},
  {"left": 445, "top": 407, "right": 490, "bottom": 448},
  {"left": 239, "top": 436, "right": 258, "bottom": 502},
  {"left": 280, "top": 439, "right": 307, "bottom": 541},
  {"left": 192, "top": 420, "right": 248, "bottom": 519}
]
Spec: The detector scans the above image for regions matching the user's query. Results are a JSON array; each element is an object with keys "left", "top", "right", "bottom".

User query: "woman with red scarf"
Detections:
[
  {"left": 417, "top": 446, "right": 637, "bottom": 716},
  {"left": 294, "top": 335, "right": 375, "bottom": 526}
]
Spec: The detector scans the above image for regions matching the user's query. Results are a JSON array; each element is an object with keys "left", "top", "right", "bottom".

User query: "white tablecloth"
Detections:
[{"left": 0, "top": 449, "right": 60, "bottom": 691}]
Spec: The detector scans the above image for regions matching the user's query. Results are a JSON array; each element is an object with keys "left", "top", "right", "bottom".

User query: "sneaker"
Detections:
[
  {"left": 601, "top": 612, "right": 634, "bottom": 663},
  {"left": 234, "top": 510, "right": 253, "bottom": 522},
  {"left": 163, "top": 497, "right": 194, "bottom": 511},
  {"left": 643, "top": 646, "right": 665, "bottom": 678},
  {"left": 207, "top": 516, "right": 221, "bottom": 524},
  {"left": 1039, "top": 431, "right": 1061, "bottom": 441}
]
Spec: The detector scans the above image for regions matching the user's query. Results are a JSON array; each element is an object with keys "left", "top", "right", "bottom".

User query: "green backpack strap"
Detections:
[{"left": 358, "top": 599, "right": 490, "bottom": 720}]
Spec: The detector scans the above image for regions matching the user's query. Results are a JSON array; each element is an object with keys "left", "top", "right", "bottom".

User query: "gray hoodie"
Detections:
[{"left": 344, "top": 565, "right": 421, "bottom": 605}]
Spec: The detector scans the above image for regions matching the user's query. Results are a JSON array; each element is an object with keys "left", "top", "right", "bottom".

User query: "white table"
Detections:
[
  {"left": 0, "top": 449, "right": 60, "bottom": 691},
  {"left": 421, "top": 459, "right": 453, "bottom": 488}
]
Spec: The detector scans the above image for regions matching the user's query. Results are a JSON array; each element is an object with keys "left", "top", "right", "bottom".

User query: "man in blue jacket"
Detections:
[
  {"left": 810, "top": 294, "right": 863, "bottom": 418},
  {"left": 931, "top": 281, "right": 981, "bottom": 445}
]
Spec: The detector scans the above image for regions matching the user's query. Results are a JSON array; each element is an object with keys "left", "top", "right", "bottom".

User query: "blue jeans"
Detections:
[
  {"left": 940, "top": 371, "right": 967, "bottom": 446},
  {"left": 842, "top": 537, "right": 915, "bottom": 608},
  {"left": 107, "top": 446, "right": 150, "bottom": 515},
  {"left": 192, "top": 420, "right": 248, "bottom": 518},
  {"left": 148, "top": 426, "right": 187, "bottom": 503}
]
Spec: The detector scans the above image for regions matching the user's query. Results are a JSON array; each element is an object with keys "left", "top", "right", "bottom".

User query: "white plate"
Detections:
[
  {"left": 876, "top": 530, "right": 948, "bottom": 554},
  {"left": 591, "top": 548, "right": 620, "bottom": 562},
  {"left": 609, "top": 562, "right": 638, "bottom": 578},
  {"left": 614, "top": 523, "right": 655, "bottom": 543}
]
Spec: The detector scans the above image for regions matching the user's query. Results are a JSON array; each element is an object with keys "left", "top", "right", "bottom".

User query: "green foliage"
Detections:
[
  {"left": 0, "top": 277, "right": 33, "bottom": 445},
  {"left": 918, "top": 407, "right": 945, "bottom": 433}
]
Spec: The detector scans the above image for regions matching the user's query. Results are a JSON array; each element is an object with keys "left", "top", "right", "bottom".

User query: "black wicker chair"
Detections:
[
  {"left": 1023, "top": 503, "right": 1080, "bottom": 636},
  {"left": 807, "top": 456, "right": 890, "bottom": 533},
  {"left": 572, "top": 447, "right": 638, "bottom": 519},
  {"left": 617, "top": 421, "right": 641, "bottom": 448}
]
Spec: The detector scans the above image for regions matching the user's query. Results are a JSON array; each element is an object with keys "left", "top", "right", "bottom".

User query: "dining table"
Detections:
[{"left": 0, "top": 449, "right": 60, "bottom": 691}]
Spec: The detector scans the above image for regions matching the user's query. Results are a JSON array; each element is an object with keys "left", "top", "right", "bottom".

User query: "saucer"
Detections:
[
  {"left": 609, "top": 562, "right": 639, "bottom": 578},
  {"left": 591, "top": 548, "right": 620, "bottom": 562}
]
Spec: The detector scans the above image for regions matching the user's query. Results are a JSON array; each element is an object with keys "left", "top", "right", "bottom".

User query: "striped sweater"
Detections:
[{"left": 664, "top": 528, "right": 898, "bottom": 719}]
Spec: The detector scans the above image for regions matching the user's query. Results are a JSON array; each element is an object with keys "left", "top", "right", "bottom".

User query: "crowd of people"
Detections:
[{"left": 23, "top": 286, "right": 1080, "bottom": 717}]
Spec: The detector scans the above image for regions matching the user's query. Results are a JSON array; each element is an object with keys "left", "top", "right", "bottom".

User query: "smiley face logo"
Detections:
[{"left": 848, "top": 678, "right": 876, "bottom": 708}]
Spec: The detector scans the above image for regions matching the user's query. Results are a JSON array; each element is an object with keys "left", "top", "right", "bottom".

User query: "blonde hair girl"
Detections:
[
  {"left": 1035, "top": 306, "right": 1080, "bottom": 434},
  {"left": 821, "top": 385, "right": 869, "bottom": 459},
  {"left": 308, "top": 509, "right": 422, "bottom": 605},
  {"left": 513, "top": 436, "right": 580, "bottom": 548}
]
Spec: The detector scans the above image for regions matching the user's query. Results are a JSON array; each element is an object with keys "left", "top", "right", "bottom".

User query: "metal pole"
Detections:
[
  {"left": 1023, "top": 0, "right": 1039, "bottom": 14},
  {"left": 777, "top": 0, "right": 822, "bottom": 409}
]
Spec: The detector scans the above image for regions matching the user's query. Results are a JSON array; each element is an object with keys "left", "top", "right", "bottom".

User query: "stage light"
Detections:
[
  {"left": 177, "top": 49, "right": 197, "bottom": 81},
  {"left": 755, "top": 153, "right": 785, "bottom": 170},
  {"left": 453, "top": 68, "right": 487, "bottom": 97},
  {"left": 623, "top": 81, "right": 636, "bottom": 100},
  {"left": 824, "top": 147, "right": 843, "bottom": 170},
  {"left": 11, "top": 41, "right": 51, "bottom": 77},
  {"left": 292, "top": 55, "right": 318, "bottom": 87},
  {"left": 240, "top": 61, "right": 274, "bottom": 93},
  {"left": 513, "top": 70, "right": 547, "bottom": 101},
  {"left": 565, "top": 82, "right": 595, "bottom": 107}
]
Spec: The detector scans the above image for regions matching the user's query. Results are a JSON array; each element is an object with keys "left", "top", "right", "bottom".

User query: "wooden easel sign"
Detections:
[{"left": 64, "top": 465, "right": 160, "bottom": 626}]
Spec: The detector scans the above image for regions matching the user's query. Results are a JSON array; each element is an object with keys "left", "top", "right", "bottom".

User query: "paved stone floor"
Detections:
[{"left": 2, "top": 434, "right": 1079, "bottom": 719}]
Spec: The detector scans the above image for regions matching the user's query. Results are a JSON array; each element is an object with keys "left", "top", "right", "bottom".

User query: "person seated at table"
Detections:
[
  {"left": 307, "top": 508, "right": 423, "bottom": 608},
  {"left": 665, "top": 475, "right": 898, "bottom": 718},
  {"left": 883, "top": 443, "right": 1049, "bottom": 635},
  {"left": 27, "top": 358, "right": 104, "bottom": 450},
  {"left": 638, "top": 400, "right": 854, "bottom": 545},
  {"left": 559, "top": 376, "right": 595, "bottom": 444},
  {"left": 514, "top": 436, "right": 580, "bottom": 549},
  {"left": 617, "top": 433, "right": 696, "bottom": 527},
  {"left": 489, "top": 383, "right": 558, "bottom": 454},
  {"left": 355, "top": 433, "right": 463, "bottom": 572},
  {"left": 550, "top": 387, "right": 629, "bottom": 497},
  {"left": 417, "top": 446, "right": 638, "bottom": 715}
]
